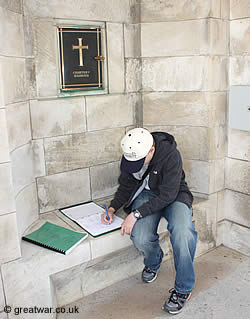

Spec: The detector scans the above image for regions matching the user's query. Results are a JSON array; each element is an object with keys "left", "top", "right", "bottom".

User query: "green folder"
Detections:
[{"left": 22, "top": 221, "right": 88, "bottom": 255}]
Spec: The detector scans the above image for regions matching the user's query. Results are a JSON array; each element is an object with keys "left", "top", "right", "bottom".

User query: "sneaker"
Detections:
[
  {"left": 141, "top": 266, "right": 158, "bottom": 283},
  {"left": 162, "top": 288, "right": 192, "bottom": 315}
]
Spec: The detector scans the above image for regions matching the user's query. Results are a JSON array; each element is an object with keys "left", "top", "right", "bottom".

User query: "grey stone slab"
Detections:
[
  {"left": 124, "top": 24, "right": 141, "bottom": 58},
  {"left": 226, "top": 158, "right": 250, "bottom": 195},
  {"left": 228, "top": 129, "right": 250, "bottom": 161},
  {"left": 143, "top": 92, "right": 209, "bottom": 127},
  {"left": 107, "top": 23, "right": 124, "bottom": 93},
  {"left": 231, "top": 18, "right": 250, "bottom": 55},
  {"left": 0, "top": 7, "right": 24, "bottom": 57},
  {"left": 5, "top": 102, "right": 31, "bottom": 152},
  {"left": 10, "top": 143, "right": 35, "bottom": 196},
  {"left": 30, "top": 97, "right": 86, "bottom": 139},
  {"left": 15, "top": 183, "right": 39, "bottom": 239},
  {"left": 37, "top": 168, "right": 91, "bottom": 213},
  {"left": 125, "top": 59, "right": 142, "bottom": 93},
  {"left": 209, "top": 159, "right": 225, "bottom": 193},
  {"left": 230, "top": 0, "right": 250, "bottom": 19},
  {"left": 0, "top": 213, "right": 21, "bottom": 264},
  {"left": 140, "top": 0, "right": 220, "bottom": 22},
  {"left": 207, "top": 92, "right": 227, "bottom": 127},
  {"left": 86, "top": 94, "right": 134, "bottom": 131},
  {"left": 230, "top": 56, "right": 250, "bottom": 85},
  {"left": 31, "top": 139, "right": 46, "bottom": 178},
  {"left": 0, "top": 0, "right": 22, "bottom": 14},
  {"left": 0, "top": 57, "right": 27, "bottom": 105},
  {"left": 0, "top": 163, "right": 15, "bottom": 215},
  {"left": 209, "top": 126, "right": 227, "bottom": 160},
  {"left": 90, "top": 161, "right": 120, "bottom": 200},
  {"left": 44, "top": 128, "right": 125, "bottom": 175},
  {"left": 24, "top": 0, "right": 134, "bottom": 23},
  {"left": 25, "top": 59, "right": 36, "bottom": 99},
  {"left": 0, "top": 109, "right": 10, "bottom": 163}
]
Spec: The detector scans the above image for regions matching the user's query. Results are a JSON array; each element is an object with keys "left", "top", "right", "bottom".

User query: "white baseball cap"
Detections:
[{"left": 120, "top": 128, "right": 153, "bottom": 173}]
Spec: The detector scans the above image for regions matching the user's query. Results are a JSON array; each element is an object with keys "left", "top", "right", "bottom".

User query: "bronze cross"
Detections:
[{"left": 72, "top": 38, "right": 89, "bottom": 66}]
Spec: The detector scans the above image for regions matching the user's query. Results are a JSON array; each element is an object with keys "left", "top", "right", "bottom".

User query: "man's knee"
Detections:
[{"left": 131, "top": 226, "right": 158, "bottom": 252}]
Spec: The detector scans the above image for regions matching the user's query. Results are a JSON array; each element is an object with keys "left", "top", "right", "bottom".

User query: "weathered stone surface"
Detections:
[
  {"left": 221, "top": 0, "right": 230, "bottom": 19},
  {"left": 209, "top": 159, "right": 225, "bottom": 193},
  {"left": 24, "top": 0, "right": 135, "bottom": 23},
  {"left": 140, "top": 0, "right": 220, "bottom": 22},
  {"left": 143, "top": 92, "right": 209, "bottom": 127},
  {"left": 34, "top": 19, "right": 57, "bottom": 97},
  {"left": 10, "top": 143, "right": 35, "bottom": 196},
  {"left": 209, "top": 19, "right": 228, "bottom": 55},
  {"left": 86, "top": 94, "right": 135, "bottom": 131},
  {"left": 230, "top": 0, "right": 250, "bottom": 19},
  {"left": 0, "top": 109, "right": 10, "bottom": 163},
  {"left": 204, "top": 56, "right": 228, "bottom": 91},
  {"left": 0, "top": 7, "right": 24, "bottom": 56},
  {"left": 37, "top": 168, "right": 91, "bottom": 213},
  {"left": 6, "top": 102, "right": 31, "bottom": 152},
  {"left": 0, "top": 163, "right": 15, "bottom": 215},
  {"left": 90, "top": 161, "right": 120, "bottom": 199},
  {"left": 44, "top": 128, "right": 124, "bottom": 175},
  {"left": 125, "top": 59, "right": 141, "bottom": 93},
  {"left": 32, "top": 139, "right": 46, "bottom": 178},
  {"left": 0, "top": 57, "right": 27, "bottom": 104},
  {"left": 207, "top": 92, "right": 227, "bottom": 127},
  {"left": 30, "top": 97, "right": 86, "bottom": 139},
  {"left": 145, "top": 125, "right": 209, "bottom": 161},
  {"left": 231, "top": 18, "right": 250, "bottom": 55},
  {"left": 228, "top": 129, "right": 250, "bottom": 161},
  {"left": 16, "top": 183, "right": 39, "bottom": 239},
  {"left": 222, "top": 220, "right": 250, "bottom": 256},
  {"left": 230, "top": 56, "right": 250, "bottom": 85},
  {"left": 0, "top": 213, "right": 21, "bottom": 264},
  {"left": 0, "top": 274, "right": 5, "bottom": 315},
  {"left": 226, "top": 158, "right": 250, "bottom": 194},
  {"left": 183, "top": 159, "right": 210, "bottom": 194},
  {"left": 124, "top": 24, "right": 141, "bottom": 58},
  {"left": 209, "top": 126, "right": 227, "bottom": 160},
  {"left": 217, "top": 190, "right": 225, "bottom": 222},
  {"left": 107, "top": 23, "right": 124, "bottom": 93},
  {"left": 0, "top": 0, "right": 22, "bottom": 14},
  {"left": 25, "top": 59, "right": 36, "bottom": 99}
]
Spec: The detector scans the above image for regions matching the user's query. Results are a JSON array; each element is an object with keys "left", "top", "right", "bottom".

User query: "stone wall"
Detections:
[{"left": 217, "top": 0, "right": 250, "bottom": 255}]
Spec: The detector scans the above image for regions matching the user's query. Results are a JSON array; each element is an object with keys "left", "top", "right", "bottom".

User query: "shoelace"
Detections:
[{"left": 145, "top": 266, "right": 156, "bottom": 274}]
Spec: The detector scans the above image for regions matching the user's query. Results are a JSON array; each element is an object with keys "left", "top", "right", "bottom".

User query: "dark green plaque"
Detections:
[{"left": 58, "top": 27, "right": 104, "bottom": 91}]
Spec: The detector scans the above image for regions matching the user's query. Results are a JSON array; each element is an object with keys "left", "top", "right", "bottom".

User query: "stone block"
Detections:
[
  {"left": 0, "top": 57, "right": 27, "bottom": 105},
  {"left": 25, "top": 59, "right": 36, "bottom": 99},
  {"left": 217, "top": 190, "right": 225, "bottom": 222},
  {"left": 222, "top": 220, "right": 250, "bottom": 256},
  {"left": 90, "top": 161, "right": 120, "bottom": 200},
  {"left": 107, "top": 23, "right": 124, "bottom": 93},
  {"left": 0, "top": 163, "right": 15, "bottom": 215},
  {"left": 143, "top": 92, "right": 209, "bottom": 127},
  {"left": 224, "top": 189, "right": 250, "bottom": 228},
  {"left": 209, "top": 126, "right": 227, "bottom": 160},
  {"left": 0, "top": 0, "right": 22, "bottom": 14},
  {"left": 37, "top": 168, "right": 91, "bottom": 213},
  {"left": 124, "top": 24, "right": 141, "bottom": 58},
  {"left": 228, "top": 129, "right": 250, "bottom": 161},
  {"left": 0, "top": 272, "right": 5, "bottom": 313},
  {"left": 209, "top": 19, "right": 229, "bottom": 55},
  {"left": 30, "top": 97, "right": 86, "bottom": 139},
  {"left": 125, "top": 59, "right": 142, "bottom": 93},
  {"left": 204, "top": 56, "right": 228, "bottom": 91},
  {"left": 207, "top": 92, "right": 227, "bottom": 127},
  {"left": 140, "top": 0, "right": 220, "bottom": 22},
  {"left": 225, "top": 158, "right": 250, "bottom": 194},
  {"left": 32, "top": 139, "right": 46, "bottom": 178},
  {"left": 141, "top": 20, "right": 209, "bottom": 57},
  {"left": 221, "top": 0, "right": 230, "bottom": 19},
  {"left": 0, "top": 213, "right": 21, "bottom": 264},
  {"left": 230, "top": 18, "right": 250, "bottom": 54},
  {"left": 230, "top": 56, "right": 250, "bottom": 85},
  {"left": 10, "top": 143, "right": 35, "bottom": 196},
  {"left": 183, "top": 159, "right": 210, "bottom": 194},
  {"left": 24, "top": 0, "right": 134, "bottom": 23},
  {"left": 5, "top": 102, "right": 31, "bottom": 152},
  {"left": 209, "top": 159, "right": 225, "bottom": 193},
  {"left": 0, "top": 7, "right": 24, "bottom": 57},
  {"left": 16, "top": 183, "right": 39, "bottom": 239},
  {"left": 86, "top": 94, "right": 135, "bottom": 131},
  {"left": 0, "top": 109, "right": 10, "bottom": 163},
  {"left": 34, "top": 19, "right": 57, "bottom": 97},
  {"left": 230, "top": 0, "right": 250, "bottom": 19},
  {"left": 44, "top": 128, "right": 124, "bottom": 175},
  {"left": 145, "top": 125, "right": 209, "bottom": 161}
]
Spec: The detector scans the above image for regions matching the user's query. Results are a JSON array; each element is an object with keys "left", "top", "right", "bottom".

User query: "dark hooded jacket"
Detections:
[{"left": 110, "top": 131, "right": 193, "bottom": 218}]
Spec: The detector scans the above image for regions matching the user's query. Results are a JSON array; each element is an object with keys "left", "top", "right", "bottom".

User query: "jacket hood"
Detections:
[{"left": 150, "top": 131, "right": 177, "bottom": 165}]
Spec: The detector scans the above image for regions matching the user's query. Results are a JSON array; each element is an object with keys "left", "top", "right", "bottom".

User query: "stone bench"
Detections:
[{"left": 1, "top": 196, "right": 217, "bottom": 319}]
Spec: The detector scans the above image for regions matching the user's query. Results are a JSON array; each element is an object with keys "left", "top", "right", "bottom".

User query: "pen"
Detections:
[{"left": 104, "top": 204, "right": 110, "bottom": 221}]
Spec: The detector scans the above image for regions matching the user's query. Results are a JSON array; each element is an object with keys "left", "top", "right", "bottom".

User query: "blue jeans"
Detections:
[{"left": 130, "top": 189, "right": 198, "bottom": 294}]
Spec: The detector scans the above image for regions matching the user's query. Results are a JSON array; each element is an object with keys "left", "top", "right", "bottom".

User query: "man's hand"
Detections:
[
  {"left": 121, "top": 212, "right": 137, "bottom": 236},
  {"left": 101, "top": 206, "right": 115, "bottom": 224}
]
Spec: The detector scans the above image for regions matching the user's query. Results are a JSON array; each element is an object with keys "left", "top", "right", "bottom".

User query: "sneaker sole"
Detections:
[{"left": 142, "top": 272, "right": 158, "bottom": 283}]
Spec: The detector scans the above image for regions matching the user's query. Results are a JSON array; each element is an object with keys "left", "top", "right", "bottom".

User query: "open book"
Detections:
[{"left": 59, "top": 202, "right": 124, "bottom": 238}]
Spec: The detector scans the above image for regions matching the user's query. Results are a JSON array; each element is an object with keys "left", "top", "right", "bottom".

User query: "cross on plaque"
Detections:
[{"left": 72, "top": 38, "right": 89, "bottom": 66}]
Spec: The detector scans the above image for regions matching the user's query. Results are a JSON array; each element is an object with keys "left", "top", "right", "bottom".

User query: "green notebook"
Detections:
[{"left": 22, "top": 221, "right": 88, "bottom": 255}]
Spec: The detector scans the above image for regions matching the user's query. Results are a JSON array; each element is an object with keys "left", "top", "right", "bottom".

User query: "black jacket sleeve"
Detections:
[{"left": 136, "top": 150, "right": 183, "bottom": 217}]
